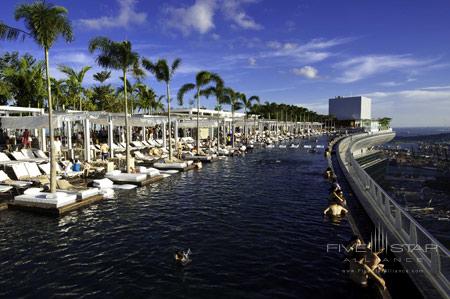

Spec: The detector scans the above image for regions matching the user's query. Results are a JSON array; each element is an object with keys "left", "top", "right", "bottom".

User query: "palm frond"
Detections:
[{"left": 177, "top": 83, "right": 195, "bottom": 106}]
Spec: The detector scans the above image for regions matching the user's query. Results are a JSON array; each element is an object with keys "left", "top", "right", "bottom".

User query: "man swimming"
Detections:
[{"left": 324, "top": 203, "right": 348, "bottom": 216}]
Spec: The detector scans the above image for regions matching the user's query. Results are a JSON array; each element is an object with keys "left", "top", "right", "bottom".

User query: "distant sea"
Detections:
[{"left": 393, "top": 127, "right": 450, "bottom": 137}]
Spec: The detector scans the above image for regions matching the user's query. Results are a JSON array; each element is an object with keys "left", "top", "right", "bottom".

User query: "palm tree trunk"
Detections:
[
  {"left": 45, "top": 48, "right": 57, "bottom": 193},
  {"left": 217, "top": 102, "right": 220, "bottom": 153},
  {"left": 123, "top": 70, "right": 131, "bottom": 173},
  {"left": 196, "top": 88, "right": 200, "bottom": 153},
  {"left": 231, "top": 106, "right": 235, "bottom": 148},
  {"left": 244, "top": 107, "right": 247, "bottom": 145},
  {"left": 167, "top": 82, "right": 172, "bottom": 161}
]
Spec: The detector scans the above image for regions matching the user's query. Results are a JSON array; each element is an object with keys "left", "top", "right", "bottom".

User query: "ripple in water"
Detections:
[{"left": 0, "top": 139, "right": 376, "bottom": 298}]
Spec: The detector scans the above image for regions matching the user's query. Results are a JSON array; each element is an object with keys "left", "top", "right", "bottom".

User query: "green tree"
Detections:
[
  {"left": 142, "top": 58, "right": 181, "bottom": 161},
  {"left": 58, "top": 65, "right": 92, "bottom": 110},
  {"left": 91, "top": 70, "right": 116, "bottom": 111},
  {"left": 89, "top": 37, "right": 141, "bottom": 172},
  {"left": 238, "top": 93, "right": 259, "bottom": 143},
  {"left": 222, "top": 87, "right": 242, "bottom": 147},
  {"left": 2, "top": 55, "right": 46, "bottom": 107},
  {"left": 177, "top": 71, "right": 223, "bottom": 152}
]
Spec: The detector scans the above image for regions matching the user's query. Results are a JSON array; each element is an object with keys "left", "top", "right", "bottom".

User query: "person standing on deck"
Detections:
[{"left": 22, "top": 129, "right": 31, "bottom": 149}]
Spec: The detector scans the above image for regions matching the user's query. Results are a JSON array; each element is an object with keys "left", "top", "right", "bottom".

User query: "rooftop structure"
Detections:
[{"left": 328, "top": 96, "right": 371, "bottom": 121}]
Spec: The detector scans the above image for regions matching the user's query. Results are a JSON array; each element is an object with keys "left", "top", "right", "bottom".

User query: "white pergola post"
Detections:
[
  {"left": 67, "top": 121, "right": 74, "bottom": 160},
  {"left": 174, "top": 120, "right": 179, "bottom": 145},
  {"left": 108, "top": 116, "right": 114, "bottom": 158},
  {"left": 84, "top": 118, "right": 91, "bottom": 162},
  {"left": 40, "top": 128, "right": 47, "bottom": 152},
  {"left": 162, "top": 122, "right": 167, "bottom": 149},
  {"left": 142, "top": 126, "right": 146, "bottom": 142}
]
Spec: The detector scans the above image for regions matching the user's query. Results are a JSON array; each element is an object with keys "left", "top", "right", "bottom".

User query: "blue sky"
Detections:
[{"left": 1, "top": 0, "right": 450, "bottom": 127}]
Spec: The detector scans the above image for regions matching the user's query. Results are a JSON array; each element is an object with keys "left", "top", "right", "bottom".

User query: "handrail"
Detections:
[{"left": 339, "top": 132, "right": 450, "bottom": 299}]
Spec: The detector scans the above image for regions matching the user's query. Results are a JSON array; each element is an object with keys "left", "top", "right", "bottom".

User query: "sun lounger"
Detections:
[
  {"left": 0, "top": 170, "right": 33, "bottom": 188},
  {"left": 11, "top": 151, "right": 46, "bottom": 163},
  {"left": 131, "top": 141, "right": 146, "bottom": 150},
  {"left": 0, "top": 152, "right": 23, "bottom": 165},
  {"left": 32, "top": 149, "right": 49, "bottom": 159},
  {"left": 56, "top": 179, "right": 99, "bottom": 199},
  {"left": 112, "top": 143, "right": 125, "bottom": 153},
  {"left": 0, "top": 185, "right": 13, "bottom": 194},
  {"left": 134, "top": 151, "right": 156, "bottom": 163},
  {"left": 93, "top": 178, "right": 114, "bottom": 188}
]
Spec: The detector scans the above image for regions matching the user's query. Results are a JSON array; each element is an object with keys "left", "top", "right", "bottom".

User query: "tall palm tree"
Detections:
[
  {"left": 222, "top": 87, "right": 242, "bottom": 148},
  {"left": 92, "top": 70, "right": 115, "bottom": 111},
  {"left": 177, "top": 71, "right": 223, "bottom": 153},
  {"left": 15, "top": 1, "right": 73, "bottom": 193},
  {"left": 238, "top": 93, "right": 259, "bottom": 144},
  {"left": 142, "top": 58, "right": 181, "bottom": 161},
  {"left": 58, "top": 65, "right": 91, "bottom": 110},
  {"left": 89, "top": 37, "right": 141, "bottom": 173}
]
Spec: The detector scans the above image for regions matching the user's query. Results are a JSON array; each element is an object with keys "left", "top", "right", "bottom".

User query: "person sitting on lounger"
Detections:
[
  {"left": 82, "top": 161, "right": 91, "bottom": 178},
  {"left": 324, "top": 203, "right": 348, "bottom": 216}
]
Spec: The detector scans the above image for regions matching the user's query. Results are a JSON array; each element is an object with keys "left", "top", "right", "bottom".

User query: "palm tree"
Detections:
[
  {"left": 201, "top": 86, "right": 226, "bottom": 152},
  {"left": 238, "top": 93, "right": 259, "bottom": 144},
  {"left": 15, "top": 1, "right": 73, "bottom": 193},
  {"left": 93, "top": 70, "right": 111, "bottom": 83},
  {"left": 222, "top": 87, "right": 242, "bottom": 148},
  {"left": 177, "top": 71, "right": 223, "bottom": 153},
  {"left": 0, "top": 22, "right": 29, "bottom": 41},
  {"left": 89, "top": 37, "right": 141, "bottom": 173},
  {"left": 50, "top": 78, "right": 66, "bottom": 110},
  {"left": 92, "top": 71, "right": 115, "bottom": 111},
  {"left": 142, "top": 58, "right": 181, "bottom": 161},
  {"left": 58, "top": 65, "right": 91, "bottom": 110}
]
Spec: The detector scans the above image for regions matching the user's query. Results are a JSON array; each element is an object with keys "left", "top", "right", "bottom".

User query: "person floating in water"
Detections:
[
  {"left": 324, "top": 167, "right": 333, "bottom": 179},
  {"left": 174, "top": 249, "right": 191, "bottom": 266},
  {"left": 324, "top": 203, "right": 348, "bottom": 216},
  {"left": 330, "top": 189, "right": 346, "bottom": 206}
]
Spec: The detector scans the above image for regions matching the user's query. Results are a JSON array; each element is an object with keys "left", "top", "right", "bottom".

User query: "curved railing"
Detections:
[{"left": 337, "top": 132, "right": 450, "bottom": 299}]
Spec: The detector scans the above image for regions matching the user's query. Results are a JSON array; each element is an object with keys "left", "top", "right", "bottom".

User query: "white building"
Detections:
[{"left": 328, "top": 96, "right": 371, "bottom": 120}]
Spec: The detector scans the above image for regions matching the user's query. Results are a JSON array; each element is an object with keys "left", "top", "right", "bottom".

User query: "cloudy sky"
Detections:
[{"left": 1, "top": 0, "right": 450, "bottom": 127}]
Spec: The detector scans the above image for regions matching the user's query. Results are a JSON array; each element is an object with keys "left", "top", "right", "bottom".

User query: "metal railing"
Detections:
[{"left": 339, "top": 132, "right": 450, "bottom": 299}]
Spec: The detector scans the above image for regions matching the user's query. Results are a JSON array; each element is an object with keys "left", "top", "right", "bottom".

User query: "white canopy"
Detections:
[{"left": 0, "top": 115, "right": 60, "bottom": 129}]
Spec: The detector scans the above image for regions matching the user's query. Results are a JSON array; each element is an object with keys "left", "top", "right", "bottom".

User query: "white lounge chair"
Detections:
[
  {"left": 0, "top": 170, "right": 33, "bottom": 188},
  {"left": 134, "top": 151, "right": 156, "bottom": 163},
  {"left": 11, "top": 151, "right": 46, "bottom": 163}
]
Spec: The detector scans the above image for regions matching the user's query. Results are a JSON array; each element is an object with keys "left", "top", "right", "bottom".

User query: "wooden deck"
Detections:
[{"left": 8, "top": 194, "right": 104, "bottom": 216}]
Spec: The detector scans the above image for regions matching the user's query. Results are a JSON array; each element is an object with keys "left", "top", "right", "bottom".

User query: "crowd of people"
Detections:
[{"left": 323, "top": 134, "right": 387, "bottom": 291}]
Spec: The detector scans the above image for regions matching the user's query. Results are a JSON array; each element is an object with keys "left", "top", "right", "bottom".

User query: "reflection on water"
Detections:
[{"left": 0, "top": 139, "right": 377, "bottom": 298}]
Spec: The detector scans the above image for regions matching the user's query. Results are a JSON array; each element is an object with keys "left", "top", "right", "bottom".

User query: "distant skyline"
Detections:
[{"left": 1, "top": 0, "right": 450, "bottom": 127}]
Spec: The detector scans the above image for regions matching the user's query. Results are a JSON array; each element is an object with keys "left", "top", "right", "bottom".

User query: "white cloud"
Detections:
[
  {"left": 165, "top": 0, "right": 217, "bottom": 35},
  {"left": 222, "top": 0, "right": 262, "bottom": 30},
  {"left": 165, "top": 0, "right": 261, "bottom": 35},
  {"left": 79, "top": 0, "right": 147, "bottom": 30},
  {"left": 264, "top": 37, "right": 352, "bottom": 63},
  {"left": 53, "top": 52, "right": 93, "bottom": 65},
  {"left": 293, "top": 66, "right": 318, "bottom": 79},
  {"left": 335, "top": 55, "right": 432, "bottom": 83},
  {"left": 248, "top": 57, "right": 256, "bottom": 66},
  {"left": 363, "top": 85, "right": 450, "bottom": 126}
]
